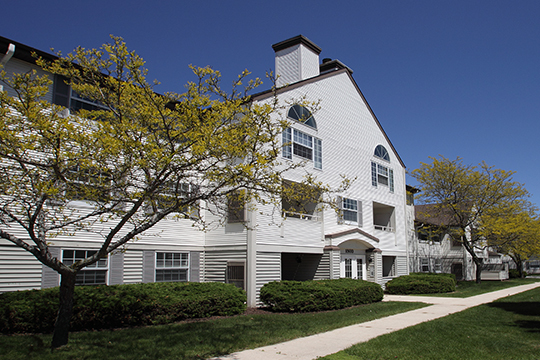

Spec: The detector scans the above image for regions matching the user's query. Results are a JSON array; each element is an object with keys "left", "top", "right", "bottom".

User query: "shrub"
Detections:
[
  {"left": 385, "top": 273, "right": 456, "bottom": 295},
  {"left": 0, "top": 282, "right": 246, "bottom": 334},
  {"left": 509, "top": 269, "right": 527, "bottom": 278},
  {"left": 260, "top": 278, "right": 383, "bottom": 313}
]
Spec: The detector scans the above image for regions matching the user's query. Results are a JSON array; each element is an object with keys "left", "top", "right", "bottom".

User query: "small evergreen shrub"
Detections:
[
  {"left": 0, "top": 282, "right": 246, "bottom": 334},
  {"left": 509, "top": 269, "right": 527, "bottom": 278},
  {"left": 260, "top": 278, "right": 383, "bottom": 313},
  {"left": 385, "top": 273, "right": 456, "bottom": 294}
]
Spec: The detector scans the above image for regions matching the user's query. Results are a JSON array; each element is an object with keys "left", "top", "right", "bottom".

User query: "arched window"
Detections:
[
  {"left": 288, "top": 104, "right": 316, "bottom": 128},
  {"left": 374, "top": 145, "right": 389, "bottom": 161}
]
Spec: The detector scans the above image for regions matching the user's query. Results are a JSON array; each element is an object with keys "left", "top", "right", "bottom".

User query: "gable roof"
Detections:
[{"left": 250, "top": 67, "right": 406, "bottom": 168}]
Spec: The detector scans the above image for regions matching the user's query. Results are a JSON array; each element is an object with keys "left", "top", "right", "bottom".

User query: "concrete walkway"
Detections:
[{"left": 210, "top": 282, "right": 540, "bottom": 360}]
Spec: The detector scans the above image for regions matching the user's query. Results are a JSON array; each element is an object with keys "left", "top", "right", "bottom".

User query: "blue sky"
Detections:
[{"left": 2, "top": 0, "right": 540, "bottom": 206}]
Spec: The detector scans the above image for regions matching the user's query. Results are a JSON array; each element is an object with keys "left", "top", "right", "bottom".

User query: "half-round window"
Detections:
[
  {"left": 288, "top": 104, "right": 316, "bottom": 129},
  {"left": 374, "top": 145, "right": 389, "bottom": 161}
]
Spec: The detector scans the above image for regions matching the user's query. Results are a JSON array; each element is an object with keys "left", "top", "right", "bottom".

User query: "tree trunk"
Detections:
[
  {"left": 516, "top": 256, "right": 525, "bottom": 278},
  {"left": 475, "top": 258, "right": 482, "bottom": 284},
  {"left": 51, "top": 271, "right": 76, "bottom": 349}
]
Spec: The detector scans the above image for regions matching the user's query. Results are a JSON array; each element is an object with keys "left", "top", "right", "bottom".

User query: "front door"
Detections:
[{"left": 340, "top": 255, "right": 366, "bottom": 280}]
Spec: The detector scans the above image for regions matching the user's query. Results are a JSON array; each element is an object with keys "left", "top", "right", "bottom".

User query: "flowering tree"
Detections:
[
  {"left": 412, "top": 156, "right": 529, "bottom": 283},
  {"left": 0, "top": 37, "right": 335, "bottom": 348}
]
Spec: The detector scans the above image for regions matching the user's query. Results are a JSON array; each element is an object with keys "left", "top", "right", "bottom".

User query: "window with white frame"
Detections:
[
  {"left": 434, "top": 258, "right": 442, "bottom": 273},
  {"left": 65, "top": 165, "right": 112, "bottom": 201},
  {"left": 282, "top": 129, "right": 322, "bottom": 170},
  {"left": 62, "top": 249, "right": 108, "bottom": 285},
  {"left": 227, "top": 190, "right": 246, "bottom": 223},
  {"left": 371, "top": 162, "right": 394, "bottom": 192},
  {"left": 421, "top": 258, "right": 430, "bottom": 272},
  {"left": 338, "top": 197, "right": 362, "bottom": 225},
  {"left": 152, "top": 182, "right": 199, "bottom": 217},
  {"left": 155, "top": 252, "right": 189, "bottom": 282}
]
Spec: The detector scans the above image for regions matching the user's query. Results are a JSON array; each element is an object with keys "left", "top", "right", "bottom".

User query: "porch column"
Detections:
[
  {"left": 246, "top": 207, "right": 257, "bottom": 307},
  {"left": 324, "top": 246, "right": 340, "bottom": 279}
]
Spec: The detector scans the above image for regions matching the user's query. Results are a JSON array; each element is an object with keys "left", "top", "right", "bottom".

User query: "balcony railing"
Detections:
[
  {"left": 283, "top": 211, "right": 320, "bottom": 221},
  {"left": 374, "top": 225, "right": 394, "bottom": 232}
]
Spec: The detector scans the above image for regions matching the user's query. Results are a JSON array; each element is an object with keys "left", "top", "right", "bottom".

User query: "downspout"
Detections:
[
  {"left": 0, "top": 43, "right": 15, "bottom": 92},
  {"left": 1, "top": 43, "right": 15, "bottom": 66}
]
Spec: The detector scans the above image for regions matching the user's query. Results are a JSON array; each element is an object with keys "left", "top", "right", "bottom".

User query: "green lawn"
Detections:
[
  {"left": 0, "top": 301, "right": 426, "bottom": 360},
  {"left": 323, "top": 285, "right": 540, "bottom": 360},
  {"left": 426, "top": 278, "right": 540, "bottom": 297}
]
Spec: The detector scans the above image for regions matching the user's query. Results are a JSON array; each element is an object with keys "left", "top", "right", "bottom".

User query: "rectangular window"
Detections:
[
  {"left": 282, "top": 128, "right": 292, "bottom": 159},
  {"left": 343, "top": 198, "right": 358, "bottom": 222},
  {"left": 314, "top": 138, "right": 322, "bottom": 169},
  {"left": 371, "top": 162, "right": 394, "bottom": 192},
  {"left": 153, "top": 182, "right": 198, "bottom": 217},
  {"left": 53, "top": 75, "right": 108, "bottom": 112},
  {"left": 339, "top": 197, "right": 362, "bottom": 225},
  {"left": 155, "top": 252, "right": 189, "bottom": 282},
  {"left": 421, "top": 258, "right": 430, "bottom": 272},
  {"left": 293, "top": 129, "right": 313, "bottom": 159},
  {"left": 434, "top": 258, "right": 442, "bottom": 273},
  {"left": 62, "top": 249, "right": 108, "bottom": 285},
  {"left": 226, "top": 262, "right": 245, "bottom": 290},
  {"left": 65, "top": 165, "right": 111, "bottom": 201},
  {"left": 227, "top": 190, "right": 246, "bottom": 223},
  {"left": 282, "top": 128, "right": 322, "bottom": 169}
]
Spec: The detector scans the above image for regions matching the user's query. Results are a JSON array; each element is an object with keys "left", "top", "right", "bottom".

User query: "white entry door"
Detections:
[{"left": 340, "top": 255, "right": 366, "bottom": 280}]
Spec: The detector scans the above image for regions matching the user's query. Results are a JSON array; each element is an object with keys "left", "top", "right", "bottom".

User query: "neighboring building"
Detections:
[
  {"left": 0, "top": 35, "right": 410, "bottom": 305},
  {"left": 410, "top": 203, "right": 508, "bottom": 281}
]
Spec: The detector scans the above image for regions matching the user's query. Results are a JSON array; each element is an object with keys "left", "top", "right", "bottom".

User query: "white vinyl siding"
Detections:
[
  {"left": 124, "top": 250, "right": 144, "bottom": 284},
  {"left": 0, "top": 242, "right": 42, "bottom": 292}
]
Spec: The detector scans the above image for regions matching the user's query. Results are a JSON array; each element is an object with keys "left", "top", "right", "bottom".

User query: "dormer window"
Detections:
[
  {"left": 288, "top": 104, "right": 316, "bottom": 129},
  {"left": 374, "top": 145, "right": 389, "bottom": 161}
]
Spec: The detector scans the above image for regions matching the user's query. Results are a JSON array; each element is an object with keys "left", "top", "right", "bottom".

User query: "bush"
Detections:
[
  {"left": 509, "top": 269, "right": 527, "bottom": 278},
  {"left": 0, "top": 282, "right": 246, "bottom": 334},
  {"left": 410, "top": 272, "right": 456, "bottom": 281},
  {"left": 385, "top": 273, "right": 456, "bottom": 295},
  {"left": 260, "top": 278, "right": 383, "bottom": 313}
]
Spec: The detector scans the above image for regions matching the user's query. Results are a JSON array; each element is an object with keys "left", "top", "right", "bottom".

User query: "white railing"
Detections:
[
  {"left": 282, "top": 211, "right": 320, "bottom": 221},
  {"left": 374, "top": 225, "right": 394, "bottom": 232}
]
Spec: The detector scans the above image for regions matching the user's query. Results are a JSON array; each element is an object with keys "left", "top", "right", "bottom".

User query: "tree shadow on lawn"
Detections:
[
  {"left": 487, "top": 301, "right": 540, "bottom": 333},
  {"left": 7, "top": 314, "right": 291, "bottom": 359}
]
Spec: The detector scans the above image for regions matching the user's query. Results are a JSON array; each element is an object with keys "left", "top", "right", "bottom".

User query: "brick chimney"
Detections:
[{"left": 272, "top": 35, "right": 322, "bottom": 87}]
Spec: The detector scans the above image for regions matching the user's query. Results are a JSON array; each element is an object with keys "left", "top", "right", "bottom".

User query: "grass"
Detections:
[
  {"left": 323, "top": 285, "right": 540, "bottom": 360},
  {"left": 0, "top": 300, "right": 426, "bottom": 360},
  {"left": 426, "top": 277, "right": 540, "bottom": 298}
]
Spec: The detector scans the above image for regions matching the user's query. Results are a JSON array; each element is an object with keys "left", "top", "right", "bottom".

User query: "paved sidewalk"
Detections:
[{"left": 210, "top": 282, "right": 540, "bottom": 360}]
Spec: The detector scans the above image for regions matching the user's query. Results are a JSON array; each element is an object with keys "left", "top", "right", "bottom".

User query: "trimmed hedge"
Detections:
[
  {"left": 260, "top": 278, "right": 383, "bottom": 313},
  {"left": 385, "top": 273, "right": 456, "bottom": 294},
  {"left": 509, "top": 269, "right": 527, "bottom": 278},
  {"left": 0, "top": 282, "right": 246, "bottom": 334}
]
